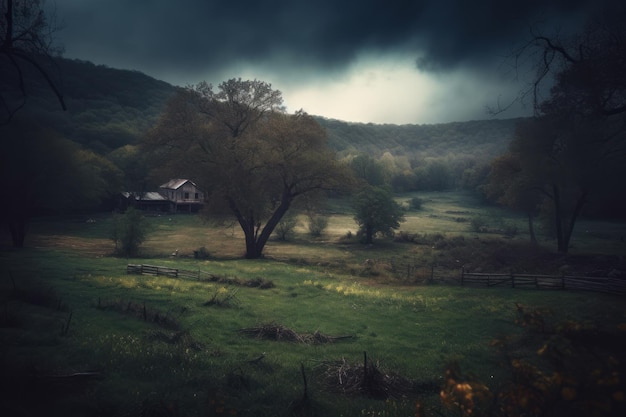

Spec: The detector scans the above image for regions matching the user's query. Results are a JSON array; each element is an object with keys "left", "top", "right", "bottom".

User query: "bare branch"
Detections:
[
  {"left": 12, "top": 50, "right": 66, "bottom": 110},
  {"left": 1, "top": 0, "right": 66, "bottom": 124}
]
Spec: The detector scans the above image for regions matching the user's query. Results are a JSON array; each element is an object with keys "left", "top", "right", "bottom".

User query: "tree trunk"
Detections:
[
  {"left": 251, "top": 199, "right": 292, "bottom": 259},
  {"left": 561, "top": 190, "right": 588, "bottom": 254},
  {"left": 364, "top": 226, "right": 374, "bottom": 244},
  {"left": 552, "top": 185, "right": 588, "bottom": 254},
  {"left": 243, "top": 221, "right": 259, "bottom": 259},
  {"left": 552, "top": 185, "right": 568, "bottom": 253},
  {"left": 527, "top": 212, "right": 537, "bottom": 245},
  {"left": 8, "top": 215, "right": 27, "bottom": 248},
  {"left": 229, "top": 198, "right": 263, "bottom": 259}
]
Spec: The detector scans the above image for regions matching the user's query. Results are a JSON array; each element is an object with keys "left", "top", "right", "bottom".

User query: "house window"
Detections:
[
  {"left": 194, "top": 193, "right": 199, "bottom": 200},
  {"left": 184, "top": 192, "right": 189, "bottom": 199}
]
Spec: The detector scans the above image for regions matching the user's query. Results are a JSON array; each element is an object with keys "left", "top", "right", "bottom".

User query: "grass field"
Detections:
[{"left": 1, "top": 191, "right": 625, "bottom": 416}]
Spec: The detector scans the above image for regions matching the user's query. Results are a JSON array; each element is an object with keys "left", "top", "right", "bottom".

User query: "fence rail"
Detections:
[
  {"left": 127, "top": 264, "right": 217, "bottom": 281},
  {"left": 127, "top": 263, "right": 625, "bottom": 296},
  {"left": 459, "top": 269, "right": 626, "bottom": 295}
]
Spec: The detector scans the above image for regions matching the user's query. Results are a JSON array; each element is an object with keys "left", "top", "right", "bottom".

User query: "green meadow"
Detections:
[{"left": 1, "top": 192, "right": 625, "bottom": 416}]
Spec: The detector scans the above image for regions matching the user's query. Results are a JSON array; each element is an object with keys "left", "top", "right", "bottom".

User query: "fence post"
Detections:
[{"left": 511, "top": 271, "right": 515, "bottom": 288}]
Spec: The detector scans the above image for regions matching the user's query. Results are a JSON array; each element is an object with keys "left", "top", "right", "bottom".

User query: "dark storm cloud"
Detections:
[
  {"left": 55, "top": 0, "right": 605, "bottom": 81},
  {"left": 57, "top": 0, "right": 423, "bottom": 75}
]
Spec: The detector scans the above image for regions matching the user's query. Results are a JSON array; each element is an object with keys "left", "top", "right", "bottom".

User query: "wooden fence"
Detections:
[
  {"left": 127, "top": 264, "right": 217, "bottom": 281},
  {"left": 127, "top": 263, "right": 625, "bottom": 296},
  {"left": 459, "top": 268, "right": 626, "bottom": 295}
]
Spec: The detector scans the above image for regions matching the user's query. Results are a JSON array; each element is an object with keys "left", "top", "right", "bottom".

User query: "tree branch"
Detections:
[{"left": 12, "top": 50, "right": 66, "bottom": 110}]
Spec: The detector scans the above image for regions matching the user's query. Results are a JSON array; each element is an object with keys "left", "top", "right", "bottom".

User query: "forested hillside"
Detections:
[
  {"left": 3, "top": 57, "right": 518, "bottom": 160},
  {"left": 2, "top": 56, "right": 524, "bottom": 216},
  {"left": 318, "top": 117, "right": 518, "bottom": 160},
  {"left": 1, "top": 57, "right": 178, "bottom": 153}
]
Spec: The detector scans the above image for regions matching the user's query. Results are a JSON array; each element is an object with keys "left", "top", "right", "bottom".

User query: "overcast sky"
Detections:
[{"left": 50, "top": 0, "right": 613, "bottom": 124}]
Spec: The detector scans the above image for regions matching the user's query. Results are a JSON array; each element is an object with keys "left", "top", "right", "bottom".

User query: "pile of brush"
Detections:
[
  {"left": 321, "top": 352, "right": 416, "bottom": 400},
  {"left": 238, "top": 322, "right": 353, "bottom": 344}
]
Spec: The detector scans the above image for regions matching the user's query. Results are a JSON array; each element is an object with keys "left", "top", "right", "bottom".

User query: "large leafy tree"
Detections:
[
  {"left": 145, "top": 79, "right": 352, "bottom": 258},
  {"left": 1, "top": 0, "right": 66, "bottom": 124},
  {"left": 349, "top": 154, "right": 388, "bottom": 187},
  {"left": 352, "top": 186, "right": 405, "bottom": 244}
]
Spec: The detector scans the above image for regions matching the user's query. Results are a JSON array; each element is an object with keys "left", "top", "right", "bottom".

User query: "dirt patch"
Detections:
[{"left": 29, "top": 234, "right": 114, "bottom": 257}]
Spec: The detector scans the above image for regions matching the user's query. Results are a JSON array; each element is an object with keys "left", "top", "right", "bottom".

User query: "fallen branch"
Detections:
[
  {"left": 246, "top": 353, "right": 266, "bottom": 364},
  {"left": 238, "top": 322, "right": 353, "bottom": 345},
  {"left": 321, "top": 353, "right": 417, "bottom": 400},
  {"left": 39, "top": 371, "right": 104, "bottom": 381}
]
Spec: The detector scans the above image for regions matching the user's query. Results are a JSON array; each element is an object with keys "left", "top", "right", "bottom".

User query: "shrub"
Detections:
[
  {"left": 394, "top": 230, "right": 418, "bottom": 243},
  {"left": 470, "top": 215, "right": 489, "bottom": 233},
  {"left": 502, "top": 223, "right": 519, "bottom": 238},
  {"left": 409, "top": 196, "right": 425, "bottom": 210},
  {"left": 274, "top": 215, "right": 298, "bottom": 241},
  {"left": 307, "top": 214, "right": 329, "bottom": 237},
  {"left": 339, "top": 230, "right": 355, "bottom": 242},
  {"left": 111, "top": 207, "right": 150, "bottom": 257},
  {"left": 194, "top": 246, "right": 211, "bottom": 259}
]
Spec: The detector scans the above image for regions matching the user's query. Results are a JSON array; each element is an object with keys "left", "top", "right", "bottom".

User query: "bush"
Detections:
[
  {"left": 394, "top": 230, "right": 418, "bottom": 243},
  {"left": 194, "top": 246, "right": 211, "bottom": 259},
  {"left": 502, "top": 223, "right": 518, "bottom": 238},
  {"left": 409, "top": 196, "right": 424, "bottom": 210},
  {"left": 470, "top": 215, "right": 489, "bottom": 233},
  {"left": 339, "top": 230, "right": 355, "bottom": 242},
  {"left": 307, "top": 214, "right": 329, "bottom": 237},
  {"left": 274, "top": 215, "right": 298, "bottom": 241},
  {"left": 111, "top": 207, "right": 150, "bottom": 257}
]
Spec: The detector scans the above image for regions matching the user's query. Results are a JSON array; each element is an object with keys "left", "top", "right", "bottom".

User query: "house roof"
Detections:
[
  {"left": 159, "top": 179, "right": 196, "bottom": 190},
  {"left": 121, "top": 192, "right": 168, "bottom": 201}
]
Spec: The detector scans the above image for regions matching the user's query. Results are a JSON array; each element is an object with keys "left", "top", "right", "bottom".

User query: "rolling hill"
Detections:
[{"left": 3, "top": 57, "right": 519, "bottom": 161}]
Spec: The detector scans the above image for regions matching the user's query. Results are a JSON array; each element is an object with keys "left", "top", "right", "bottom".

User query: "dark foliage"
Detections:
[{"left": 317, "top": 117, "right": 518, "bottom": 158}]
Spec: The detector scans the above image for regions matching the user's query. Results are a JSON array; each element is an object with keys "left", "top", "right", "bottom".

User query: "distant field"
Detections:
[
  {"left": 1, "top": 191, "right": 625, "bottom": 416},
  {"left": 8, "top": 191, "right": 625, "bottom": 273}
]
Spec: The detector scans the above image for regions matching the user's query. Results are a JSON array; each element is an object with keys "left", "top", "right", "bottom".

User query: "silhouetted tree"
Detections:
[
  {"left": 492, "top": 7, "right": 626, "bottom": 252},
  {"left": 1, "top": 0, "right": 66, "bottom": 124},
  {"left": 483, "top": 147, "right": 541, "bottom": 245},
  {"left": 0, "top": 115, "right": 117, "bottom": 247}
]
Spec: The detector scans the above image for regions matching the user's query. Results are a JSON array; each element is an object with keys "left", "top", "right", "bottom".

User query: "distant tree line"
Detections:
[{"left": 345, "top": 152, "right": 491, "bottom": 193}]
